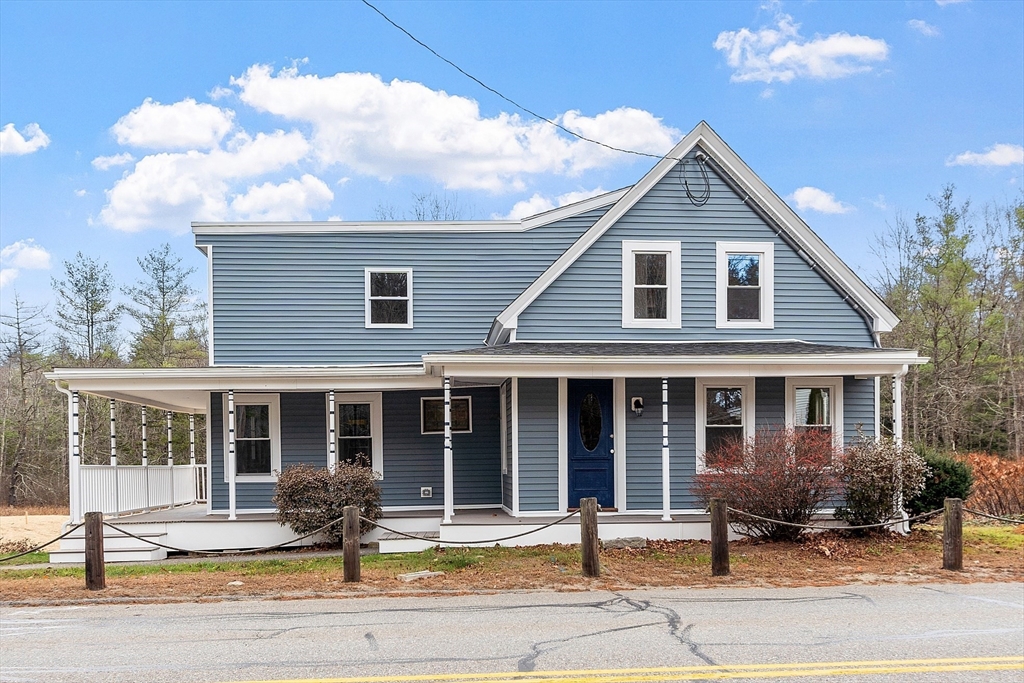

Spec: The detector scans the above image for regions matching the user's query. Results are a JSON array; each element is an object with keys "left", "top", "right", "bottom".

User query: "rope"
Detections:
[
  {"left": 101, "top": 515, "right": 347, "bottom": 557},
  {"left": 362, "top": 510, "right": 581, "bottom": 546},
  {"left": 0, "top": 523, "right": 84, "bottom": 563},
  {"left": 964, "top": 508, "right": 1024, "bottom": 524},
  {"left": 726, "top": 507, "right": 946, "bottom": 532}
]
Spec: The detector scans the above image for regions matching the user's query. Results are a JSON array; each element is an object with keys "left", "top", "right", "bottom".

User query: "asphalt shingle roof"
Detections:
[{"left": 432, "top": 341, "right": 904, "bottom": 357}]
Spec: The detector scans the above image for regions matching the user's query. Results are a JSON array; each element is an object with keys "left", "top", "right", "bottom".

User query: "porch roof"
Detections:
[{"left": 423, "top": 341, "right": 925, "bottom": 378}]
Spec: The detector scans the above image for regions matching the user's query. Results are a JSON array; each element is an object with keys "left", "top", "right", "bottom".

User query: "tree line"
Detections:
[{"left": 0, "top": 244, "right": 207, "bottom": 506}]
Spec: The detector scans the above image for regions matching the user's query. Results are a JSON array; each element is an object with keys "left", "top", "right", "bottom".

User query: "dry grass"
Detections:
[
  {"left": 1, "top": 525, "right": 1021, "bottom": 605},
  {"left": 0, "top": 505, "right": 68, "bottom": 517}
]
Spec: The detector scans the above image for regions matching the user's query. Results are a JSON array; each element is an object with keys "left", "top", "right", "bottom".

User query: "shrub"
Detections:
[
  {"left": 692, "top": 427, "right": 842, "bottom": 541},
  {"left": 907, "top": 452, "right": 973, "bottom": 516},
  {"left": 835, "top": 436, "right": 929, "bottom": 529},
  {"left": 272, "top": 463, "right": 382, "bottom": 545},
  {"left": 960, "top": 452, "right": 1024, "bottom": 518}
]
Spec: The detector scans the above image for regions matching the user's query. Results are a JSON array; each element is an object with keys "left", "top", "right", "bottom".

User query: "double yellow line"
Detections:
[{"left": 233, "top": 656, "right": 1024, "bottom": 683}]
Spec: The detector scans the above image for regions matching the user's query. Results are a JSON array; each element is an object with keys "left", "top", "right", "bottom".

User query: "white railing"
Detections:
[{"left": 79, "top": 464, "right": 209, "bottom": 516}]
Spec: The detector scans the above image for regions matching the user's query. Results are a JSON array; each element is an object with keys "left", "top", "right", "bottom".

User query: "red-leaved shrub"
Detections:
[
  {"left": 692, "top": 427, "right": 841, "bottom": 541},
  {"left": 273, "top": 463, "right": 382, "bottom": 544},
  {"left": 959, "top": 453, "right": 1024, "bottom": 518}
]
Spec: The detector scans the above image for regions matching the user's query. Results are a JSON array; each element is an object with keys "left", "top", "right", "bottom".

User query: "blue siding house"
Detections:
[{"left": 48, "top": 122, "right": 924, "bottom": 558}]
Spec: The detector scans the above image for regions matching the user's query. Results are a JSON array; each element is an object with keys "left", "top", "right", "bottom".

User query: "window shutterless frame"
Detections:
[
  {"left": 364, "top": 268, "right": 413, "bottom": 329},
  {"left": 785, "top": 377, "right": 844, "bottom": 449},
  {"left": 694, "top": 378, "right": 755, "bottom": 472},
  {"left": 621, "top": 240, "right": 681, "bottom": 329},
  {"left": 326, "top": 392, "right": 384, "bottom": 476},
  {"left": 222, "top": 393, "right": 281, "bottom": 483},
  {"left": 421, "top": 396, "right": 473, "bottom": 435},
  {"left": 715, "top": 242, "right": 774, "bottom": 329}
]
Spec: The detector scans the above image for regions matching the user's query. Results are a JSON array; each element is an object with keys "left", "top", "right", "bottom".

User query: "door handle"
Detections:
[{"left": 610, "top": 448, "right": 614, "bottom": 454}]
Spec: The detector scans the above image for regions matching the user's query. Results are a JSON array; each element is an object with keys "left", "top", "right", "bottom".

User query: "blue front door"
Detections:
[{"left": 567, "top": 379, "right": 614, "bottom": 509}]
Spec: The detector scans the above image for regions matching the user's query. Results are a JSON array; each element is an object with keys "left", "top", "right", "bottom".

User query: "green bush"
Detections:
[
  {"left": 272, "top": 463, "right": 382, "bottom": 545},
  {"left": 835, "top": 436, "right": 929, "bottom": 530},
  {"left": 907, "top": 452, "right": 973, "bottom": 515}
]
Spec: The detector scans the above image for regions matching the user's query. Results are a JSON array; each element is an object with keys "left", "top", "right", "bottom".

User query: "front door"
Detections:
[{"left": 567, "top": 379, "right": 614, "bottom": 509}]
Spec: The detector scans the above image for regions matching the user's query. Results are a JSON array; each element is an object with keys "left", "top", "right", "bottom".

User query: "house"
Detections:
[{"left": 45, "top": 122, "right": 924, "bottom": 562}]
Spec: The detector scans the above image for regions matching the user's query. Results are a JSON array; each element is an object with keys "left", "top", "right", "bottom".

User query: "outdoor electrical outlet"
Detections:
[{"left": 420, "top": 486, "right": 433, "bottom": 498}]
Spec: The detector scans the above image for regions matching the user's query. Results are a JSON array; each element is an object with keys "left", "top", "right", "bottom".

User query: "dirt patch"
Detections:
[
  {"left": 0, "top": 514, "right": 67, "bottom": 547},
  {"left": 2, "top": 527, "right": 1021, "bottom": 605}
]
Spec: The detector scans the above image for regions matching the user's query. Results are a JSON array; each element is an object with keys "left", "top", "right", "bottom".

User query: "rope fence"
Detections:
[
  {"left": 362, "top": 510, "right": 581, "bottom": 546},
  {"left": 725, "top": 507, "right": 946, "bottom": 532},
  {"left": 0, "top": 523, "right": 84, "bottom": 563}
]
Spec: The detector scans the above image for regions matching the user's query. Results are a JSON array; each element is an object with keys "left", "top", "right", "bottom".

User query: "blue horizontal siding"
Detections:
[
  {"left": 667, "top": 378, "right": 698, "bottom": 510},
  {"left": 844, "top": 377, "right": 875, "bottom": 445},
  {"left": 517, "top": 150, "right": 874, "bottom": 345},
  {"left": 625, "top": 378, "right": 663, "bottom": 511},
  {"left": 755, "top": 377, "right": 786, "bottom": 429},
  {"left": 517, "top": 378, "right": 559, "bottom": 511},
  {"left": 502, "top": 380, "right": 512, "bottom": 509}
]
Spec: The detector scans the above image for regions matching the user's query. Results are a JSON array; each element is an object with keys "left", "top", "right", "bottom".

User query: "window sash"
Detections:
[
  {"left": 422, "top": 397, "right": 472, "bottom": 434},
  {"left": 366, "top": 269, "right": 412, "bottom": 327}
]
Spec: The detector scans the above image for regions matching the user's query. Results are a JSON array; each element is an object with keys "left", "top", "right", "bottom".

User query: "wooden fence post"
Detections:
[
  {"left": 343, "top": 505, "right": 361, "bottom": 583},
  {"left": 580, "top": 497, "right": 600, "bottom": 578},
  {"left": 710, "top": 498, "right": 730, "bottom": 577},
  {"left": 943, "top": 497, "right": 963, "bottom": 571},
  {"left": 84, "top": 511, "right": 105, "bottom": 590}
]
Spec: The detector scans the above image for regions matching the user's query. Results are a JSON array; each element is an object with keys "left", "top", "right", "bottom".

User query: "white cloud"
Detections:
[
  {"left": 935, "top": 0, "right": 968, "bottom": 6},
  {"left": 111, "top": 98, "right": 235, "bottom": 150},
  {"left": 98, "top": 130, "right": 310, "bottom": 231},
  {"left": 947, "top": 143, "right": 1024, "bottom": 167},
  {"left": 231, "top": 64, "right": 678, "bottom": 191},
  {"left": 499, "top": 187, "right": 608, "bottom": 220},
  {"left": 908, "top": 19, "right": 941, "bottom": 37},
  {"left": 870, "top": 194, "right": 889, "bottom": 211},
  {"left": 789, "top": 186, "right": 853, "bottom": 214},
  {"left": 0, "top": 239, "right": 52, "bottom": 287},
  {"left": 0, "top": 122, "right": 51, "bottom": 156},
  {"left": 230, "top": 174, "right": 334, "bottom": 221},
  {"left": 75, "top": 189, "right": 87, "bottom": 197},
  {"left": 714, "top": 13, "right": 889, "bottom": 83},
  {"left": 92, "top": 152, "right": 135, "bottom": 170}
]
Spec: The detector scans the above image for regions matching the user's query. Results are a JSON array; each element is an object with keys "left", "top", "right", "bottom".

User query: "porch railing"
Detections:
[{"left": 79, "top": 464, "right": 208, "bottom": 517}]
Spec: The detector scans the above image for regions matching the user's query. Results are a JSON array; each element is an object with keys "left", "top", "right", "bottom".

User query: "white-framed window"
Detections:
[
  {"left": 695, "top": 378, "right": 755, "bottom": 472},
  {"left": 499, "top": 385, "right": 508, "bottom": 474},
  {"left": 365, "top": 268, "right": 413, "bottom": 328},
  {"left": 421, "top": 396, "right": 472, "bottom": 434},
  {"left": 785, "top": 377, "right": 844, "bottom": 450},
  {"left": 715, "top": 242, "right": 774, "bottom": 329},
  {"left": 329, "top": 392, "right": 384, "bottom": 475},
  {"left": 622, "top": 240, "right": 681, "bottom": 328},
  {"left": 223, "top": 393, "right": 281, "bottom": 483}
]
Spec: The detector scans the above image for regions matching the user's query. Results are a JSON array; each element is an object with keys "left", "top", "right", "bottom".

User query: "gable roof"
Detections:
[{"left": 486, "top": 121, "right": 899, "bottom": 345}]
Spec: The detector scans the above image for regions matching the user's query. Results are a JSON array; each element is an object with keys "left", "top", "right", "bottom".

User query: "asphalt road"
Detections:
[{"left": 1, "top": 583, "right": 1022, "bottom": 683}]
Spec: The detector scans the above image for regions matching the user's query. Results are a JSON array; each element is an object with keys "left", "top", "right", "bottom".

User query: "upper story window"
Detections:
[
  {"left": 223, "top": 393, "right": 281, "bottom": 483},
  {"left": 716, "top": 242, "right": 774, "bottom": 329},
  {"left": 621, "top": 240, "right": 681, "bottom": 329},
  {"left": 365, "top": 268, "right": 413, "bottom": 328}
]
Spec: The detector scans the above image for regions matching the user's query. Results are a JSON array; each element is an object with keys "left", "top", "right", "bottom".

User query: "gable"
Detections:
[{"left": 514, "top": 149, "right": 876, "bottom": 347}]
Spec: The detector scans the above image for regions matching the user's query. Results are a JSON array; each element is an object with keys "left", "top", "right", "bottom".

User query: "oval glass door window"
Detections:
[{"left": 579, "top": 393, "right": 602, "bottom": 451}]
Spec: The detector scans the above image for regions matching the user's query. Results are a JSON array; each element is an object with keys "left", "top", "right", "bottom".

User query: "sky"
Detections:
[{"left": 1, "top": 0, "right": 1022, "bottom": 327}]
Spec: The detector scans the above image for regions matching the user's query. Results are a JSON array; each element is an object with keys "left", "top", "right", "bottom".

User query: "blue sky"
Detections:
[{"left": 1, "top": 0, "right": 1022, "bottom": 323}]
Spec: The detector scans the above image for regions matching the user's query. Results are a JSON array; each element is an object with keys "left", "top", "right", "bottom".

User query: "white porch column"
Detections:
[
  {"left": 892, "top": 372, "right": 905, "bottom": 447},
  {"left": 327, "top": 390, "right": 337, "bottom": 472},
  {"left": 141, "top": 407, "right": 148, "bottom": 466},
  {"left": 189, "top": 414, "right": 196, "bottom": 466},
  {"left": 443, "top": 376, "right": 454, "bottom": 524},
  {"left": 166, "top": 410, "right": 175, "bottom": 508},
  {"left": 661, "top": 378, "right": 671, "bottom": 521},
  {"left": 227, "top": 390, "right": 237, "bottom": 520},
  {"left": 108, "top": 399, "right": 117, "bottom": 466},
  {"left": 70, "top": 390, "right": 82, "bottom": 523}
]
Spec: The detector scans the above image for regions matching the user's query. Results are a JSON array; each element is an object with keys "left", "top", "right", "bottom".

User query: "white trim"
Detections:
[
  {"left": 557, "top": 377, "right": 568, "bottom": 513},
  {"left": 365, "top": 268, "right": 414, "bottom": 329},
  {"left": 421, "top": 395, "right": 473, "bottom": 434},
  {"left": 499, "top": 384, "right": 508, "bottom": 475},
  {"left": 784, "top": 376, "right": 844, "bottom": 450},
  {"left": 329, "top": 392, "right": 384, "bottom": 477},
  {"left": 614, "top": 377, "right": 626, "bottom": 511},
  {"left": 205, "top": 392, "right": 213, "bottom": 515},
  {"left": 621, "top": 240, "right": 682, "bottom": 329},
  {"left": 520, "top": 188, "right": 629, "bottom": 229},
  {"left": 661, "top": 377, "right": 671, "bottom": 521},
  {"left": 874, "top": 376, "right": 881, "bottom": 443},
  {"left": 443, "top": 376, "right": 453, "bottom": 525},
  {"left": 511, "top": 378, "right": 520, "bottom": 516},
  {"left": 487, "top": 121, "right": 899, "bottom": 344},
  {"left": 205, "top": 244, "right": 214, "bottom": 366},
  {"left": 327, "top": 390, "right": 336, "bottom": 472},
  {"left": 695, "top": 377, "right": 755, "bottom": 473},
  {"left": 716, "top": 241, "right": 775, "bottom": 329},
  {"left": 221, "top": 393, "right": 281, "bottom": 483}
]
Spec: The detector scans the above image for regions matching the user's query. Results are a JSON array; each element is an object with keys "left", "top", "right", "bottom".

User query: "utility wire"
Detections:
[{"left": 360, "top": 0, "right": 681, "bottom": 163}]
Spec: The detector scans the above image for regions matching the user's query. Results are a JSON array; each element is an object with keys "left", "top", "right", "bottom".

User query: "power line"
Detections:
[{"left": 360, "top": 0, "right": 681, "bottom": 163}]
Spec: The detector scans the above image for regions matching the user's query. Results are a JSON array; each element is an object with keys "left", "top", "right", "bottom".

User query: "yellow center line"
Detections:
[{"left": 226, "top": 656, "right": 1024, "bottom": 683}]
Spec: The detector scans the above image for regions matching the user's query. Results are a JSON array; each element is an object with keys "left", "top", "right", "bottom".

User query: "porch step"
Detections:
[
  {"left": 50, "top": 526, "right": 169, "bottom": 564},
  {"left": 378, "top": 531, "right": 439, "bottom": 554}
]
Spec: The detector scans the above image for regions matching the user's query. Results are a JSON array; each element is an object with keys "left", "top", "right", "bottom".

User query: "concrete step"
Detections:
[
  {"left": 378, "top": 531, "right": 439, "bottom": 554},
  {"left": 58, "top": 530, "right": 167, "bottom": 552},
  {"left": 49, "top": 546, "right": 168, "bottom": 564}
]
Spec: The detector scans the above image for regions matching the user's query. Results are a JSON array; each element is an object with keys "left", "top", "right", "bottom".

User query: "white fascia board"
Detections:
[
  {"left": 519, "top": 188, "right": 629, "bottom": 229},
  {"left": 488, "top": 120, "right": 899, "bottom": 342}
]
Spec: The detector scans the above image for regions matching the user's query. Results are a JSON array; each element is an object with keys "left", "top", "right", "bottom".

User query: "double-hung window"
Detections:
[
  {"left": 715, "top": 242, "right": 774, "bottom": 328},
  {"left": 696, "top": 378, "right": 754, "bottom": 471},
  {"left": 223, "top": 393, "right": 281, "bottom": 482},
  {"left": 421, "top": 396, "right": 472, "bottom": 434},
  {"left": 365, "top": 269, "right": 413, "bottom": 328},
  {"left": 785, "top": 377, "right": 843, "bottom": 449},
  {"left": 622, "top": 240, "right": 681, "bottom": 328},
  {"left": 331, "top": 392, "right": 384, "bottom": 474}
]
